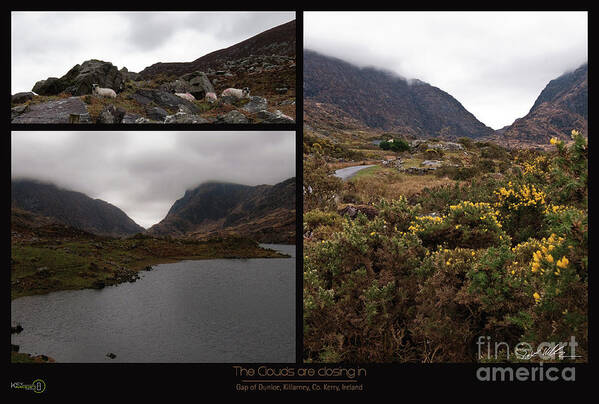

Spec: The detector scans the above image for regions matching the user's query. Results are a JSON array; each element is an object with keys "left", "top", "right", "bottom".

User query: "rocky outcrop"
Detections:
[
  {"left": 217, "top": 110, "right": 249, "bottom": 124},
  {"left": 32, "top": 59, "right": 124, "bottom": 96},
  {"left": 11, "top": 92, "right": 35, "bottom": 104},
  {"left": 147, "top": 178, "right": 296, "bottom": 243},
  {"left": 139, "top": 20, "right": 296, "bottom": 78},
  {"left": 179, "top": 71, "right": 215, "bottom": 99},
  {"left": 97, "top": 105, "right": 126, "bottom": 124},
  {"left": 11, "top": 97, "right": 91, "bottom": 124},
  {"left": 132, "top": 89, "right": 200, "bottom": 114},
  {"left": 499, "top": 63, "right": 588, "bottom": 144},
  {"left": 254, "top": 109, "right": 295, "bottom": 123}
]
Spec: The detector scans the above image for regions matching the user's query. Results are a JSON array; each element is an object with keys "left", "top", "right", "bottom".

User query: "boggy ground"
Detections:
[{"left": 11, "top": 230, "right": 288, "bottom": 300}]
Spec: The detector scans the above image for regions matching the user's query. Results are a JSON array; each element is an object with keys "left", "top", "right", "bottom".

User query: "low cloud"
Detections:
[
  {"left": 11, "top": 131, "right": 296, "bottom": 228},
  {"left": 305, "top": 11, "right": 587, "bottom": 129}
]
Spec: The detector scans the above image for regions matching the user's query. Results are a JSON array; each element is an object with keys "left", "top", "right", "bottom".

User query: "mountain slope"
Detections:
[
  {"left": 140, "top": 20, "right": 296, "bottom": 79},
  {"left": 499, "top": 63, "right": 588, "bottom": 144},
  {"left": 11, "top": 180, "right": 144, "bottom": 237},
  {"left": 148, "top": 178, "right": 296, "bottom": 243},
  {"left": 304, "top": 49, "right": 494, "bottom": 138}
]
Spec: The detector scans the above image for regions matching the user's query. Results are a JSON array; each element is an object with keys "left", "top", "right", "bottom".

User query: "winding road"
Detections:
[{"left": 334, "top": 164, "right": 377, "bottom": 181}]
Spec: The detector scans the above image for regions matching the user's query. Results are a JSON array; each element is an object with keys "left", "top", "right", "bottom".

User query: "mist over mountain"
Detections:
[
  {"left": 498, "top": 63, "right": 588, "bottom": 144},
  {"left": 11, "top": 179, "right": 144, "bottom": 237},
  {"left": 304, "top": 49, "right": 494, "bottom": 139},
  {"left": 148, "top": 178, "right": 296, "bottom": 243}
]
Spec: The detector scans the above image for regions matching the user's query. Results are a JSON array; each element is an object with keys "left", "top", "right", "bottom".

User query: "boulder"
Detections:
[
  {"left": 254, "top": 109, "right": 295, "bottom": 123},
  {"left": 164, "top": 112, "right": 210, "bottom": 124},
  {"left": 159, "top": 79, "right": 191, "bottom": 94},
  {"left": 338, "top": 204, "right": 378, "bottom": 220},
  {"left": 121, "top": 113, "right": 145, "bottom": 124},
  {"left": 217, "top": 110, "right": 249, "bottom": 124},
  {"left": 132, "top": 89, "right": 199, "bottom": 114},
  {"left": 180, "top": 71, "right": 214, "bottom": 99},
  {"left": 241, "top": 96, "right": 268, "bottom": 113},
  {"left": 11, "top": 92, "right": 35, "bottom": 104},
  {"left": 119, "top": 67, "right": 140, "bottom": 81},
  {"left": 11, "top": 104, "right": 29, "bottom": 120},
  {"left": 32, "top": 59, "right": 124, "bottom": 96},
  {"left": 12, "top": 97, "right": 91, "bottom": 124},
  {"left": 145, "top": 106, "right": 168, "bottom": 121},
  {"left": 97, "top": 105, "right": 126, "bottom": 124}
]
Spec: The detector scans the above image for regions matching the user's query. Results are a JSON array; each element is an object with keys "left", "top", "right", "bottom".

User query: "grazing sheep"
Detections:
[
  {"left": 91, "top": 84, "right": 116, "bottom": 99},
  {"left": 175, "top": 92, "right": 196, "bottom": 102},
  {"left": 205, "top": 92, "right": 217, "bottom": 103},
  {"left": 221, "top": 87, "right": 250, "bottom": 99}
]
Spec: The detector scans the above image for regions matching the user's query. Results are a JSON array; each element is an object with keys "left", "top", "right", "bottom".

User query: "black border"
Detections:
[{"left": 8, "top": 8, "right": 594, "bottom": 396}]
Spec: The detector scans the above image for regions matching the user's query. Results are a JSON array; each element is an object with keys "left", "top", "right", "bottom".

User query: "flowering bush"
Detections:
[{"left": 304, "top": 131, "right": 588, "bottom": 363}]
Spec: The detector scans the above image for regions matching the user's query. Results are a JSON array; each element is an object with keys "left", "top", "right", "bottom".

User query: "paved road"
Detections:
[{"left": 334, "top": 165, "right": 377, "bottom": 181}]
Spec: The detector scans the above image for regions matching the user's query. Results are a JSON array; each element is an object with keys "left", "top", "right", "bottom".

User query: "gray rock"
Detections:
[
  {"left": 180, "top": 71, "right": 214, "bottom": 99},
  {"left": 421, "top": 160, "right": 442, "bottom": 167},
  {"left": 241, "top": 96, "right": 268, "bottom": 113},
  {"left": 159, "top": 79, "right": 191, "bottom": 94},
  {"left": 275, "top": 87, "right": 288, "bottom": 94},
  {"left": 164, "top": 112, "right": 210, "bottom": 124},
  {"left": 32, "top": 59, "right": 124, "bottom": 96},
  {"left": 12, "top": 97, "right": 91, "bottom": 124},
  {"left": 121, "top": 113, "right": 144, "bottom": 124},
  {"left": 217, "top": 110, "right": 249, "bottom": 124},
  {"left": 11, "top": 104, "right": 29, "bottom": 120},
  {"left": 145, "top": 106, "right": 168, "bottom": 121},
  {"left": 11, "top": 92, "right": 36, "bottom": 104},
  {"left": 133, "top": 89, "right": 199, "bottom": 114},
  {"left": 97, "top": 105, "right": 126, "bottom": 124},
  {"left": 254, "top": 109, "right": 295, "bottom": 123},
  {"left": 119, "top": 67, "right": 140, "bottom": 81}
]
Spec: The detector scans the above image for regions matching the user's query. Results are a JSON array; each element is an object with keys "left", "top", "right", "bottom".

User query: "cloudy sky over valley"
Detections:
[
  {"left": 11, "top": 131, "right": 296, "bottom": 228},
  {"left": 11, "top": 11, "right": 295, "bottom": 94},
  {"left": 305, "top": 11, "right": 588, "bottom": 129}
]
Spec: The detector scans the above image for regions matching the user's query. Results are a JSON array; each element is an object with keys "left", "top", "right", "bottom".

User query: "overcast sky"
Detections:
[
  {"left": 11, "top": 131, "right": 296, "bottom": 229},
  {"left": 305, "top": 11, "right": 588, "bottom": 129},
  {"left": 11, "top": 11, "right": 295, "bottom": 94}
]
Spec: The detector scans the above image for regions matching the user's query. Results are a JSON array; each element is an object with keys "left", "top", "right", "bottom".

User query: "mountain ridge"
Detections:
[
  {"left": 496, "top": 63, "right": 588, "bottom": 146},
  {"left": 304, "top": 49, "right": 494, "bottom": 139},
  {"left": 11, "top": 179, "right": 144, "bottom": 237},
  {"left": 148, "top": 178, "right": 296, "bottom": 243}
]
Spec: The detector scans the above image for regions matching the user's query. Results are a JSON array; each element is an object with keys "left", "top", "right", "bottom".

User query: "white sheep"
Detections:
[
  {"left": 91, "top": 84, "right": 116, "bottom": 99},
  {"left": 221, "top": 87, "right": 250, "bottom": 99},
  {"left": 205, "top": 92, "right": 217, "bottom": 103},
  {"left": 175, "top": 92, "right": 196, "bottom": 102}
]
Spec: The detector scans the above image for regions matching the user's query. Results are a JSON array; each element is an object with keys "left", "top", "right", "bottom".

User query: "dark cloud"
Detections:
[
  {"left": 11, "top": 11, "right": 295, "bottom": 93},
  {"left": 11, "top": 131, "right": 295, "bottom": 228}
]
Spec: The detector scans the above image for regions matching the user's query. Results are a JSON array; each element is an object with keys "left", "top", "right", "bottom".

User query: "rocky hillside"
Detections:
[
  {"left": 497, "top": 63, "right": 588, "bottom": 146},
  {"left": 304, "top": 50, "right": 494, "bottom": 138},
  {"left": 139, "top": 20, "right": 296, "bottom": 78},
  {"left": 11, "top": 21, "right": 296, "bottom": 124},
  {"left": 11, "top": 180, "right": 144, "bottom": 237},
  {"left": 148, "top": 178, "right": 296, "bottom": 243}
]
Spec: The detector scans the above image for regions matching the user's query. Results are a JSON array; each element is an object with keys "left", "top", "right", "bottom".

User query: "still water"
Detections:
[{"left": 11, "top": 244, "right": 295, "bottom": 363}]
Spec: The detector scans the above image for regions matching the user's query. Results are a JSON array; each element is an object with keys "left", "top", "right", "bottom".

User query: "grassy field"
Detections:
[{"left": 11, "top": 236, "right": 288, "bottom": 300}]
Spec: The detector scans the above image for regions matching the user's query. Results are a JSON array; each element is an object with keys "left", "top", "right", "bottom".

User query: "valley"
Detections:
[{"left": 303, "top": 50, "right": 588, "bottom": 363}]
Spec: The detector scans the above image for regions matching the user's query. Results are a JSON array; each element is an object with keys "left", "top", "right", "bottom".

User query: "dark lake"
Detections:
[{"left": 11, "top": 244, "right": 295, "bottom": 363}]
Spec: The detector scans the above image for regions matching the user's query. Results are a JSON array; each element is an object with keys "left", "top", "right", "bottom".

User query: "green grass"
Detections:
[{"left": 11, "top": 237, "right": 288, "bottom": 300}]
